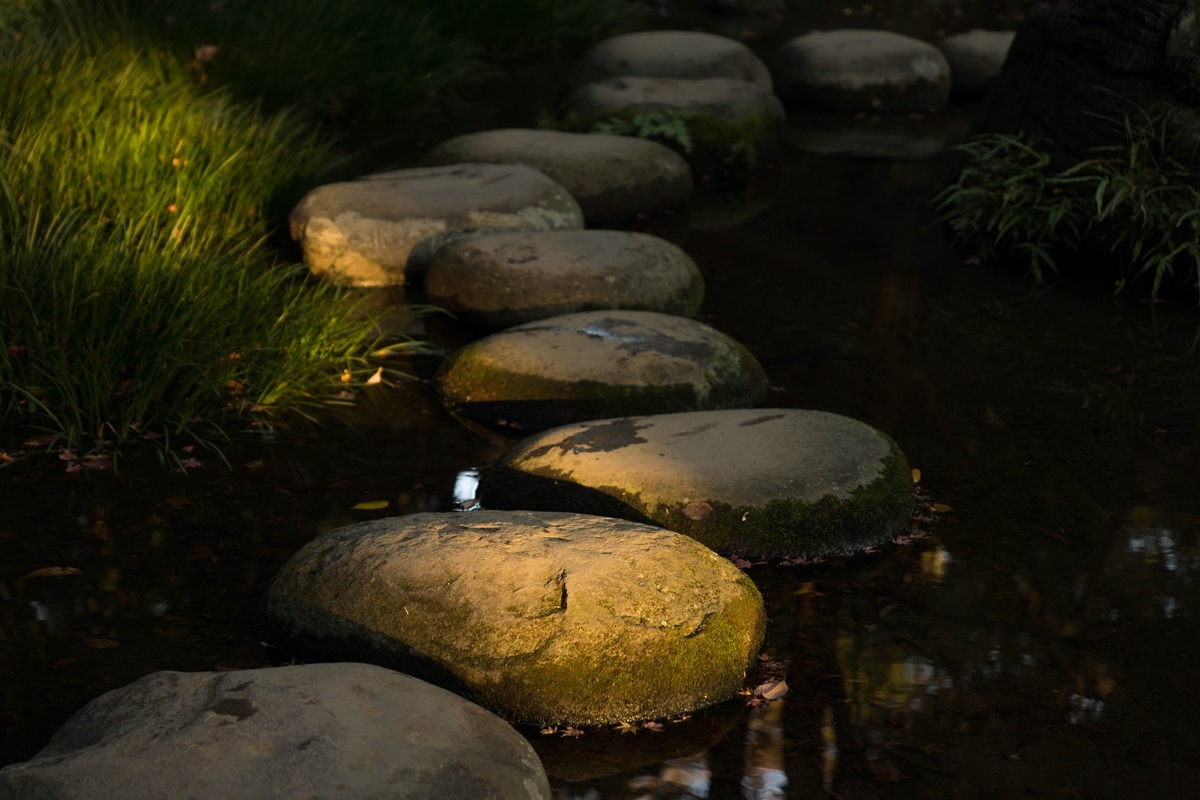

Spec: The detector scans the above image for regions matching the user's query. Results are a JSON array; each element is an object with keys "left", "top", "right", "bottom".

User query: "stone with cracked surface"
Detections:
[
  {"left": 0, "top": 663, "right": 550, "bottom": 800},
  {"left": 265, "top": 511, "right": 765, "bottom": 726}
]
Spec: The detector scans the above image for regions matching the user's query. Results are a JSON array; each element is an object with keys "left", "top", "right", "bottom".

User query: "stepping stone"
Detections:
[
  {"left": 264, "top": 511, "right": 766, "bottom": 726},
  {"left": 420, "top": 128, "right": 692, "bottom": 220},
  {"left": 565, "top": 77, "right": 785, "bottom": 171},
  {"left": 575, "top": 30, "right": 774, "bottom": 90},
  {"left": 288, "top": 163, "right": 583, "bottom": 286},
  {"left": 424, "top": 229, "right": 705, "bottom": 330},
  {"left": 0, "top": 663, "right": 550, "bottom": 800},
  {"left": 937, "top": 29, "right": 1016, "bottom": 94},
  {"left": 434, "top": 310, "right": 768, "bottom": 433},
  {"left": 775, "top": 29, "right": 951, "bottom": 113},
  {"left": 479, "top": 409, "right": 916, "bottom": 557}
]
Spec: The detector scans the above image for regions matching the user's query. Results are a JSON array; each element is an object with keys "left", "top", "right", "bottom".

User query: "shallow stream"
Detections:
[{"left": 5, "top": 1, "right": 1200, "bottom": 797}]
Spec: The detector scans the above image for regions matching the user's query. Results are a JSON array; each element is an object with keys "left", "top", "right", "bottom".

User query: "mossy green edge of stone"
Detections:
[
  {"left": 485, "top": 447, "right": 915, "bottom": 557},
  {"left": 471, "top": 574, "right": 766, "bottom": 725}
]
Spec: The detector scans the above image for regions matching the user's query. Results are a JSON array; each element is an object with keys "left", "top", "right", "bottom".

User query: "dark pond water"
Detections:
[{"left": 5, "top": 1, "right": 1200, "bottom": 797}]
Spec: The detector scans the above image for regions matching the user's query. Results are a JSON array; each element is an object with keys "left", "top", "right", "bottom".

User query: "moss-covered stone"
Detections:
[
  {"left": 265, "top": 511, "right": 767, "bottom": 725},
  {"left": 479, "top": 409, "right": 917, "bottom": 557}
]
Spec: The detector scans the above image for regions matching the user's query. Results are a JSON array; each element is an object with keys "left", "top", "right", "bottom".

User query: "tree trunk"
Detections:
[{"left": 980, "top": 0, "right": 1200, "bottom": 164}]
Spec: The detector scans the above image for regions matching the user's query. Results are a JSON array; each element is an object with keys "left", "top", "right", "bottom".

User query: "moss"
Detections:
[
  {"left": 467, "top": 577, "right": 765, "bottom": 725},
  {"left": 484, "top": 443, "right": 916, "bottom": 557},
  {"left": 434, "top": 333, "right": 767, "bottom": 431}
]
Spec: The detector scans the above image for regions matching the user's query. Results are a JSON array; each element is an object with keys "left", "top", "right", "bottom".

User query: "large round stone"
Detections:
[
  {"left": 937, "top": 29, "right": 1016, "bottom": 94},
  {"left": 434, "top": 310, "right": 769, "bottom": 433},
  {"left": 424, "top": 229, "right": 704, "bottom": 330},
  {"left": 575, "top": 30, "right": 774, "bottom": 90},
  {"left": 264, "top": 511, "right": 766, "bottom": 726},
  {"left": 0, "top": 663, "right": 550, "bottom": 800},
  {"left": 479, "top": 409, "right": 916, "bottom": 557},
  {"left": 420, "top": 129, "right": 692, "bottom": 220},
  {"left": 565, "top": 76, "right": 785, "bottom": 171},
  {"left": 288, "top": 163, "right": 583, "bottom": 286},
  {"left": 775, "top": 29, "right": 951, "bottom": 113}
]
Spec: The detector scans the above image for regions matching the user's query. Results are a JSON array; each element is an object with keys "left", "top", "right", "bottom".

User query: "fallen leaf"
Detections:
[
  {"left": 911, "top": 468, "right": 921, "bottom": 483},
  {"left": 82, "top": 637, "right": 121, "bottom": 649},
  {"left": 163, "top": 496, "right": 192, "bottom": 510},
  {"left": 22, "top": 566, "right": 85, "bottom": 579},
  {"left": 560, "top": 726, "right": 584, "bottom": 738},
  {"left": 758, "top": 680, "right": 790, "bottom": 700},
  {"left": 365, "top": 367, "right": 384, "bottom": 385},
  {"left": 352, "top": 500, "right": 389, "bottom": 511},
  {"left": 641, "top": 721, "right": 664, "bottom": 732},
  {"left": 22, "top": 435, "right": 55, "bottom": 447},
  {"left": 613, "top": 721, "right": 638, "bottom": 735},
  {"left": 931, "top": 503, "right": 954, "bottom": 513},
  {"left": 682, "top": 501, "right": 714, "bottom": 521},
  {"left": 879, "top": 604, "right": 900, "bottom": 619}
]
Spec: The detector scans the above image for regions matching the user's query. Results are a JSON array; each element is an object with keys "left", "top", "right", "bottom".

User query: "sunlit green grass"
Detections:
[{"left": 0, "top": 2, "right": 380, "bottom": 453}]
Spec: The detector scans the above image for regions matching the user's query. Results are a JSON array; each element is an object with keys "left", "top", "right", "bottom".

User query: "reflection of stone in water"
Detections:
[
  {"left": 820, "top": 705, "right": 837, "bottom": 793},
  {"left": 1066, "top": 693, "right": 1105, "bottom": 725},
  {"left": 1106, "top": 507, "right": 1200, "bottom": 619},
  {"left": 626, "top": 753, "right": 711, "bottom": 798},
  {"left": 920, "top": 545, "right": 952, "bottom": 582},
  {"left": 741, "top": 699, "right": 786, "bottom": 799}
]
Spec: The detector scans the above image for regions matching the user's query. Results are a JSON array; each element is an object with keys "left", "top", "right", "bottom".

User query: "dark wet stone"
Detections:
[
  {"left": 433, "top": 310, "right": 768, "bottom": 433},
  {"left": 575, "top": 30, "right": 773, "bottom": 90}
]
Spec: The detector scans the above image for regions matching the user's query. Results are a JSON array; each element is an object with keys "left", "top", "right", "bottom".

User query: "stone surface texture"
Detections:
[
  {"left": 0, "top": 663, "right": 550, "bottom": 800},
  {"left": 288, "top": 163, "right": 583, "bottom": 286},
  {"left": 265, "top": 511, "right": 766, "bottom": 726},
  {"left": 424, "top": 229, "right": 705, "bottom": 330},
  {"left": 565, "top": 76, "right": 785, "bottom": 169},
  {"left": 420, "top": 129, "right": 692, "bottom": 220},
  {"left": 480, "top": 409, "right": 916, "bottom": 557},
  {"left": 776, "top": 29, "right": 951, "bottom": 113},
  {"left": 434, "top": 309, "right": 768, "bottom": 432},
  {"left": 575, "top": 30, "right": 774, "bottom": 90},
  {"left": 936, "top": 29, "right": 1016, "bottom": 92}
]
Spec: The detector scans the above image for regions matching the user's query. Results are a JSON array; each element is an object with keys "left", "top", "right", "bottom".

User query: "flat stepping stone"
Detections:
[
  {"left": 264, "top": 511, "right": 766, "bottom": 726},
  {"left": 420, "top": 128, "right": 692, "bottom": 220},
  {"left": 288, "top": 163, "right": 583, "bottom": 286},
  {"left": 937, "top": 29, "right": 1016, "bottom": 94},
  {"left": 479, "top": 409, "right": 916, "bottom": 557},
  {"left": 565, "top": 76, "right": 785, "bottom": 172},
  {"left": 776, "top": 29, "right": 951, "bottom": 113},
  {"left": 575, "top": 30, "right": 774, "bottom": 90},
  {"left": 434, "top": 309, "right": 768, "bottom": 432},
  {"left": 424, "top": 229, "right": 705, "bottom": 330},
  {"left": 0, "top": 663, "right": 549, "bottom": 800}
]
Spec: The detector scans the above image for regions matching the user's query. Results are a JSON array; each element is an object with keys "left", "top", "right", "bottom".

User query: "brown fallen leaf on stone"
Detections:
[{"left": 21, "top": 566, "right": 85, "bottom": 579}]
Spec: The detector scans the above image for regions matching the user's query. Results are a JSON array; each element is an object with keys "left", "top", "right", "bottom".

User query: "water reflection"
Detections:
[{"left": 1107, "top": 507, "right": 1200, "bottom": 619}]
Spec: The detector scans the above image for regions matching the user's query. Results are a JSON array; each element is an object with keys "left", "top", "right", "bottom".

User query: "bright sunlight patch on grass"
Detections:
[{"left": 0, "top": 1, "right": 380, "bottom": 452}]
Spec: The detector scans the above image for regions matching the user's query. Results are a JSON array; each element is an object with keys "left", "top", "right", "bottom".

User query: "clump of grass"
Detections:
[
  {"left": 0, "top": 2, "right": 387, "bottom": 453},
  {"left": 934, "top": 111, "right": 1200, "bottom": 301}
]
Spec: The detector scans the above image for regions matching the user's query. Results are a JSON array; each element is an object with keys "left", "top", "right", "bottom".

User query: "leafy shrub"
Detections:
[{"left": 934, "top": 113, "right": 1200, "bottom": 301}]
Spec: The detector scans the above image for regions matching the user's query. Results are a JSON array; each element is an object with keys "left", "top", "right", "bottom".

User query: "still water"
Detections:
[{"left": 4, "top": 3, "right": 1200, "bottom": 798}]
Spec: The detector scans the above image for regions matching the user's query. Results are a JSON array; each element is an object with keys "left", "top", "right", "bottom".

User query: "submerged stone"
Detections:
[
  {"left": 420, "top": 128, "right": 692, "bottom": 220},
  {"left": 479, "top": 409, "right": 916, "bottom": 557},
  {"left": 574, "top": 30, "right": 774, "bottom": 90},
  {"left": 0, "top": 663, "right": 550, "bottom": 800},
  {"left": 434, "top": 310, "right": 768, "bottom": 433},
  {"left": 288, "top": 163, "right": 583, "bottom": 286},
  {"left": 565, "top": 76, "right": 785, "bottom": 172},
  {"left": 424, "top": 229, "right": 704, "bottom": 330},
  {"left": 776, "top": 29, "right": 951, "bottom": 114},
  {"left": 264, "top": 511, "right": 766, "bottom": 726}
]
